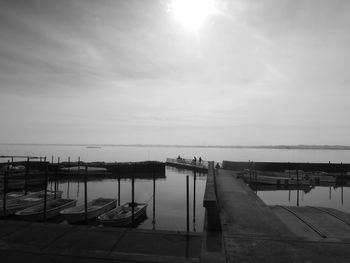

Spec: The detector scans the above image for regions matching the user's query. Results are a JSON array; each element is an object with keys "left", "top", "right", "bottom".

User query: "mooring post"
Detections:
[
  {"left": 24, "top": 157, "right": 29, "bottom": 195},
  {"left": 117, "top": 168, "right": 121, "bottom": 206},
  {"left": 152, "top": 169, "right": 156, "bottom": 230},
  {"left": 288, "top": 190, "right": 291, "bottom": 201},
  {"left": 2, "top": 163, "right": 9, "bottom": 218},
  {"left": 329, "top": 186, "right": 331, "bottom": 200},
  {"left": 248, "top": 160, "right": 252, "bottom": 183},
  {"left": 193, "top": 170, "right": 196, "bottom": 232},
  {"left": 131, "top": 173, "right": 135, "bottom": 224},
  {"left": 78, "top": 156, "right": 81, "bottom": 171},
  {"left": 54, "top": 157, "right": 60, "bottom": 198},
  {"left": 296, "top": 166, "right": 300, "bottom": 207},
  {"left": 341, "top": 162, "right": 344, "bottom": 204},
  {"left": 67, "top": 156, "right": 70, "bottom": 198},
  {"left": 84, "top": 165, "right": 88, "bottom": 223},
  {"left": 186, "top": 175, "right": 189, "bottom": 233},
  {"left": 43, "top": 158, "right": 48, "bottom": 222}
]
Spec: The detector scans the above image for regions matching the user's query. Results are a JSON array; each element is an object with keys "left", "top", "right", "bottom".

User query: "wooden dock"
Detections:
[{"left": 166, "top": 158, "right": 208, "bottom": 173}]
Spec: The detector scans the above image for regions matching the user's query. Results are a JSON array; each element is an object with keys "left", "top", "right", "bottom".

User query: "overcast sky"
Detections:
[{"left": 0, "top": 0, "right": 349, "bottom": 145}]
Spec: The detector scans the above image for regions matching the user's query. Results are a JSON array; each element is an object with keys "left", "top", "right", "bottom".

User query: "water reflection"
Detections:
[
  {"left": 256, "top": 184, "right": 350, "bottom": 214},
  {"left": 48, "top": 166, "right": 206, "bottom": 231}
]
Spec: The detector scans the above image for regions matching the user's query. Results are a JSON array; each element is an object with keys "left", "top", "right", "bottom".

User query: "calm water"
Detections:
[
  {"left": 2, "top": 144, "right": 350, "bottom": 226},
  {"left": 50, "top": 167, "right": 207, "bottom": 232}
]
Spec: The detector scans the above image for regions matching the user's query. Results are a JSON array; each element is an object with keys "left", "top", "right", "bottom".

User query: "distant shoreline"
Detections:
[{"left": 1, "top": 143, "right": 350, "bottom": 150}]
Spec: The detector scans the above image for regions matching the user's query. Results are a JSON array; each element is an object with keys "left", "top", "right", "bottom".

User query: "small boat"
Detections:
[
  {"left": 240, "top": 173, "right": 311, "bottom": 186},
  {"left": 98, "top": 202, "right": 147, "bottom": 227},
  {"left": 60, "top": 198, "right": 117, "bottom": 224},
  {"left": 0, "top": 190, "right": 45, "bottom": 204},
  {"left": 15, "top": 198, "right": 77, "bottom": 221},
  {"left": 0, "top": 190, "right": 62, "bottom": 216}
]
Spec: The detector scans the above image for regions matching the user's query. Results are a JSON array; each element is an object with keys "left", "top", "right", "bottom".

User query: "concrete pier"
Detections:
[
  {"left": 0, "top": 220, "right": 202, "bottom": 263},
  {"left": 215, "top": 168, "right": 350, "bottom": 262}
]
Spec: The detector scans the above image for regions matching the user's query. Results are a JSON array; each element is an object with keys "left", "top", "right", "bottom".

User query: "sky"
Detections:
[{"left": 0, "top": 0, "right": 349, "bottom": 145}]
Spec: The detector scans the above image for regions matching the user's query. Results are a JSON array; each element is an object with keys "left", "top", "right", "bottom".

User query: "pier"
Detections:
[{"left": 203, "top": 162, "right": 350, "bottom": 262}]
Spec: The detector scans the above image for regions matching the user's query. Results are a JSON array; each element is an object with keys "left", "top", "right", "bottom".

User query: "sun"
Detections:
[{"left": 168, "top": 0, "right": 217, "bottom": 32}]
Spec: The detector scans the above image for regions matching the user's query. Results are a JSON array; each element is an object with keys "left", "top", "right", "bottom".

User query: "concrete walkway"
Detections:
[
  {"left": 215, "top": 168, "right": 350, "bottom": 263},
  {"left": 0, "top": 220, "right": 202, "bottom": 263}
]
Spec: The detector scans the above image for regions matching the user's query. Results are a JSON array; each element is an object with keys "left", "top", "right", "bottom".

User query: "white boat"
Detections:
[
  {"left": 0, "top": 190, "right": 62, "bottom": 216},
  {"left": 98, "top": 202, "right": 147, "bottom": 227},
  {"left": 60, "top": 198, "right": 117, "bottom": 224},
  {"left": 15, "top": 198, "right": 77, "bottom": 221}
]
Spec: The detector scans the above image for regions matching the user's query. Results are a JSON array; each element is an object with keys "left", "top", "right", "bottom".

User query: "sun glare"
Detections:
[{"left": 168, "top": 0, "right": 217, "bottom": 32}]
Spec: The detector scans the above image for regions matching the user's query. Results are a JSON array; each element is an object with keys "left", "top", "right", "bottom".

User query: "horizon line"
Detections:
[{"left": 1, "top": 143, "right": 350, "bottom": 150}]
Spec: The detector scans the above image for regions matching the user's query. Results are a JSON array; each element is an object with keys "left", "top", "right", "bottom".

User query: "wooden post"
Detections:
[
  {"left": 84, "top": 165, "right": 88, "bottom": 223},
  {"left": 43, "top": 158, "right": 48, "bottom": 221},
  {"left": 186, "top": 175, "right": 189, "bottom": 233},
  {"left": 78, "top": 156, "right": 81, "bottom": 171},
  {"left": 329, "top": 186, "right": 331, "bottom": 200}
]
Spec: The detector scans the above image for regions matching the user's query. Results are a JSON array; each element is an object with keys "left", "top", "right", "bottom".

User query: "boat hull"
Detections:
[
  {"left": 15, "top": 198, "right": 77, "bottom": 221},
  {"left": 98, "top": 202, "right": 147, "bottom": 227},
  {"left": 60, "top": 198, "right": 117, "bottom": 224}
]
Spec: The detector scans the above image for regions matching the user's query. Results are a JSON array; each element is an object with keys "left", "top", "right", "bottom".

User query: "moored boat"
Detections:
[
  {"left": 60, "top": 198, "right": 117, "bottom": 224},
  {"left": 0, "top": 190, "right": 62, "bottom": 216},
  {"left": 15, "top": 198, "right": 77, "bottom": 221},
  {"left": 98, "top": 202, "right": 147, "bottom": 227}
]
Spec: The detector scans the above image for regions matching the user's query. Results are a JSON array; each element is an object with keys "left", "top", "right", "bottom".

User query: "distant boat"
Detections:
[
  {"left": 15, "top": 198, "right": 77, "bottom": 221},
  {"left": 86, "top": 146, "right": 102, "bottom": 149},
  {"left": 0, "top": 190, "right": 62, "bottom": 216},
  {"left": 60, "top": 198, "right": 117, "bottom": 224},
  {"left": 98, "top": 202, "right": 147, "bottom": 227},
  {"left": 240, "top": 174, "right": 311, "bottom": 186}
]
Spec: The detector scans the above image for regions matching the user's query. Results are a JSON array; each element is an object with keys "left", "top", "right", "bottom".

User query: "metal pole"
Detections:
[
  {"left": 43, "top": 158, "right": 48, "bottom": 221},
  {"left": 78, "top": 156, "right": 81, "bottom": 171},
  {"left": 131, "top": 173, "right": 135, "bottom": 224},
  {"left": 67, "top": 157, "right": 70, "bottom": 199},
  {"left": 117, "top": 163, "right": 120, "bottom": 206},
  {"left": 329, "top": 186, "right": 331, "bottom": 200},
  {"left": 2, "top": 166, "right": 9, "bottom": 218},
  {"left": 24, "top": 157, "right": 29, "bottom": 195},
  {"left": 186, "top": 175, "right": 189, "bottom": 233},
  {"left": 193, "top": 170, "right": 196, "bottom": 232},
  {"left": 296, "top": 167, "right": 299, "bottom": 207},
  {"left": 152, "top": 170, "right": 156, "bottom": 230},
  {"left": 84, "top": 165, "right": 88, "bottom": 223}
]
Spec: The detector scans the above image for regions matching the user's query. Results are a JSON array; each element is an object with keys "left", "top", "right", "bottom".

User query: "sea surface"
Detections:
[{"left": 1, "top": 144, "right": 350, "bottom": 230}]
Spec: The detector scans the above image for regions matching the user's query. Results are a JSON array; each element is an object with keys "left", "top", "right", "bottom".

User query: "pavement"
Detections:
[{"left": 0, "top": 220, "right": 203, "bottom": 263}]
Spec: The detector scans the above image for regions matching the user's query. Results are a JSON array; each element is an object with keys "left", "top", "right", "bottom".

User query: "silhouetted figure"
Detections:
[
  {"left": 199, "top": 157, "right": 202, "bottom": 164},
  {"left": 215, "top": 163, "right": 220, "bottom": 169}
]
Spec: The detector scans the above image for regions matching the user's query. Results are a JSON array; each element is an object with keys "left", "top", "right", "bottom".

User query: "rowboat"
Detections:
[
  {"left": 0, "top": 190, "right": 46, "bottom": 204},
  {"left": 98, "top": 202, "right": 147, "bottom": 227},
  {"left": 15, "top": 198, "right": 77, "bottom": 221},
  {"left": 0, "top": 190, "right": 62, "bottom": 216},
  {"left": 60, "top": 198, "right": 117, "bottom": 224}
]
